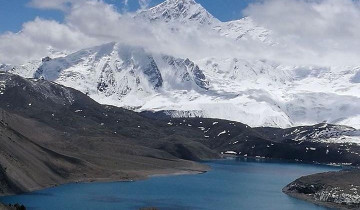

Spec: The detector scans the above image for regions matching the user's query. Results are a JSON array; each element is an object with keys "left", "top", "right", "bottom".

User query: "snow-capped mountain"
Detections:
[
  {"left": 137, "top": 0, "right": 218, "bottom": 25},
  {"left": 196, "top": 58, "right": 360, "bottom": 128},
  {"left": 137, "top": 0, "right": 271, "bottom": 43},
  {"left": 4, "top": 42, "right": 360, "bottom": 129},
  {"left": 1, "top": 0, "right": 360, "bottom": 129},
  {"left": 0, "top": 46, "right": 68, "bottom": 78},
  {"left": 214, "top": 17, "right": 273, "bottom": 44},
  {"left": 5, "top": 42, "right": 209, "bottom": 109}
]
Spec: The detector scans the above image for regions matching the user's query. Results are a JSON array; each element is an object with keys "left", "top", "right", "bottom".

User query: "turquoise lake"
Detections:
[{"left": 0, "top": 158, "right": 339, "bottom": 210}]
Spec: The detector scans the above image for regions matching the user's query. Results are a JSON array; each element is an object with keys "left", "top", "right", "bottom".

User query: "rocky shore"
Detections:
[
  {"left": 283, "top": 169, "right": 360, "bottom": 209},
  {"left": 0, "top": 203, "right": 25, "bottom": 210}
]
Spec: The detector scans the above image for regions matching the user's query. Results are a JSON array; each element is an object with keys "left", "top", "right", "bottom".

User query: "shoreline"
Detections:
[
  {"left": 282, "top": 169, "right": 360, "bottom": 210},
  {"left": 0, "top": 164, "right": 210, "bottom": 198},
  {"left": 0, "top": 165, "right": 210, "bottom": 208},
  {"left": 1, "top": 156, "right": 340, "bottom": 195},
  {"left": 283, "top": 191, "right": 347, "bottom": 210},
  {"left": 0, "top": 155, "right": 345, "bottom": 194},
  {"left": 0, "top": 155, "right": 349, "bottom": 209},
  {"left": 220, "top": 154, "right": 349, "bottom": 169}
]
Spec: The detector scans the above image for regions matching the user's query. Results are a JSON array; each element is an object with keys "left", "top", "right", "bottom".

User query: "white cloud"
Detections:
[
  {"left": 244, "top": 0, "right": 360, "bottom": 65},
  {"left": 0, "top": 0, "right": 242, "bottom": 64},
  {"left": 3, "top": 0, "right": 360, "bottom": 66},
  {"left": 0, "top": 18, "right": 97, "bottom": 64},
  {"left": 28, "top": 0, "right": 86, "bottom": 11}
]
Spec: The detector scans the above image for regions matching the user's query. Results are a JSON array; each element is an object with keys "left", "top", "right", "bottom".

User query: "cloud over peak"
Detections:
[
  {"left": 244, "top": 0, "right": 360, "bottom": 65},
  {"left": 2, "top": 0, "right": 360, "bottom": 66}
]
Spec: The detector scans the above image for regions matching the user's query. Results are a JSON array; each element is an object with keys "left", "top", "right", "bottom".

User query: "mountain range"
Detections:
[
  {"left": 2, "top": 71, "right": 360, "bottom": 196},
  {"left": 1, "top": 0, "right": 359, "bottom": 130}
]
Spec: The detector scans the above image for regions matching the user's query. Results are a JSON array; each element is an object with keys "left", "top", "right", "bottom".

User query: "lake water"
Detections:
[{"left": 0, "top": 158, "right": 339, "bottom": 210}]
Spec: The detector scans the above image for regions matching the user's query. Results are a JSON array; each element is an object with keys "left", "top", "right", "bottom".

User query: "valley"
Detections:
[{"left": 0, "top": 72, "right": 359, "bottom": 202}]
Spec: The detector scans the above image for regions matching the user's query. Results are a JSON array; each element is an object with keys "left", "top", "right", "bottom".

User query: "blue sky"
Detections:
[{"left": 0, "top": 0, "right": 255, "bottom": 33}]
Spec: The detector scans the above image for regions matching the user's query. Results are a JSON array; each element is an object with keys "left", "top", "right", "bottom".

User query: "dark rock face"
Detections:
[
  {"left": 41, "top": 57, "right": 52, "bottom": 63},
  {"left": 163, "top": 56, "right": 209, "bottom": 90},
  {"left": 97, "top": 63, "right": 116, "bottom": 94},
  {"left": 284, "top": 170, "right": 360, "bottom": 209},
  {"left": 184, "top": 58, "right": 209, "bottom": 90},
  {"left": 143, "top": 57, "right": 163, "bottom": 89}
]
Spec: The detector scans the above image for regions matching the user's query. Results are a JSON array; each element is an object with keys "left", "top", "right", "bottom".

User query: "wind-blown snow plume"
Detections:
[{"left": 139, "top": 0, "right": 151, "bottom": 9}]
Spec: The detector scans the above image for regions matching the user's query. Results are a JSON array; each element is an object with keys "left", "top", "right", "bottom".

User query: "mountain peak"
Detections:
[
  {"left": 163, "top": 0, "right": 197, "bottom": 5},
  {"left": 164, "top": 0, "right": 197, "bottom": 4},
  {"left": 137, "top": 0, "right": 219, "bottom": 25}
]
